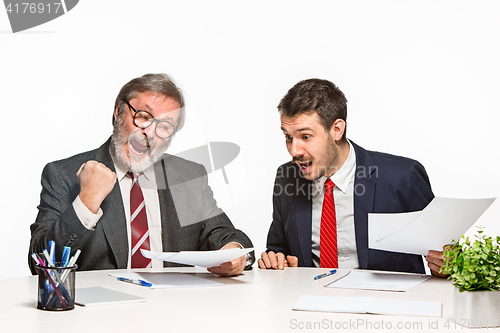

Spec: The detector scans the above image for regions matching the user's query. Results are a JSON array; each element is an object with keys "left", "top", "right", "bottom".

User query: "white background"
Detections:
[{"left": 1, "top": 1, "right": 499, "bottom": 280}]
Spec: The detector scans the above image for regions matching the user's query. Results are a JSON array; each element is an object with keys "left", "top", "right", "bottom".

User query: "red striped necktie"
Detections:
[
  {"left": 128, "top": 172, "right": 151, "bottom": 268},
  {"left": 320, "top": 178, "right": 338, "bottom": 268}
]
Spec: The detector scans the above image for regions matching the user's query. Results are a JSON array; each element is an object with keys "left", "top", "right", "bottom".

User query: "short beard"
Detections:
[
  {"left": 317, "top": 132, "right": 337, "bottom": 179},
  {"left": 110, "top": 112, "right": 172, "bottom": 173}
]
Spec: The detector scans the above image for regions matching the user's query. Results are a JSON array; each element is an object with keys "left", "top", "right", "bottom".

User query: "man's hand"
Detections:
[
  {"left": 77, "top": 161, "right": 117, "bottom": 214},
  {"left": 426, "top": 245, "right": 450, "bottom": 278},
  {"left": 258, "top": 251, "right": 298, "bottom": 270},
  {"left": 207, "top": 242, "right": 246, "bottom": 277}
]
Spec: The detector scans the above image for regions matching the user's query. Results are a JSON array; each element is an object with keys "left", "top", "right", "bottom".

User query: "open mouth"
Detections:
[
  {"left": 129, "top": 139, "right": 150, "bottom": 155},
  {"left": 298, "top": 161, "right": 312, "bottom": 171}
]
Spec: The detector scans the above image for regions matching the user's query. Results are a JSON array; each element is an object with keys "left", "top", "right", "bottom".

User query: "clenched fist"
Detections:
[{"left": 77, "top": 161, "right": 117, "bottom": 213}]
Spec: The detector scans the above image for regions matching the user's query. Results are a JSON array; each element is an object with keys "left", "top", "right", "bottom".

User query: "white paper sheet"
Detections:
[
  {"left": 75, "top": 286, "right": 146, "bottom": 306},
  {"left": 325, "top": 270, "right": 430, "bottom": 292},
  {"left": 369, "top": 197, "right": 495, "bottom": 255},
  {"left": 293, "top": 295, "right": 442, "bottom": 317},
  {"left": 141, "top": 248, "right": 254, "bottom": 268},
  {"left": 368, "top": 297, "right": 441, "bottom": 317},
  {"left": 109, "top": 272, "right": 225, "bottom": 289}
]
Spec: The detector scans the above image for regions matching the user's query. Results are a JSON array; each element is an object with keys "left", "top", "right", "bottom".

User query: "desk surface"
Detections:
[{"left": 0, "top": 267, "right": 471, "bottom": 332}]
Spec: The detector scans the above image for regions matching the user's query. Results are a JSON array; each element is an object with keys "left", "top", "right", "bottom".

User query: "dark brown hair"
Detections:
[{"left": 277, "top": 78, "right": 347, "bottom": 140}]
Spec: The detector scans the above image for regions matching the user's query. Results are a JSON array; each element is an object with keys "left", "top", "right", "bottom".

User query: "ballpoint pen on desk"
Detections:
[
  {"left": 117, "top": 277, "right": 153, "bottom": 287},
  {"left": 314, "top": 270, "right": 337, "bottom": 280}
]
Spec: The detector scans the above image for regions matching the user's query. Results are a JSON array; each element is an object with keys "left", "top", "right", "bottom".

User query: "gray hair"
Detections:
[{"left": 113, "top": 73, "right": 185, "bottom": 130}]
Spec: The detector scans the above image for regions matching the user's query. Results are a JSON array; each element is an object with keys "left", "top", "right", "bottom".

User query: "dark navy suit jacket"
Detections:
[{"left": 266, "top": 141, "right": 434, "bottom": 273}]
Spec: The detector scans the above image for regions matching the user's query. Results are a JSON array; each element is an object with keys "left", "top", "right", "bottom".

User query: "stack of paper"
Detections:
[
  {"left": 293, "top": 295, "right": 442, "bottom": 317},
  {"left": 325, "top": 271, "right": 430, "bottom": 292},
  {"left": 75, "top": 286, "right": 146, "bottom": 307},
  {"left": 110, "top": 272, "right": 225, "bottom": 289}
]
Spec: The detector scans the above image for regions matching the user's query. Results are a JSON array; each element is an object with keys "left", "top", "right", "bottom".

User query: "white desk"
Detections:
[{"left": 0, "top": 267, "right": 470, "bottom": 332}]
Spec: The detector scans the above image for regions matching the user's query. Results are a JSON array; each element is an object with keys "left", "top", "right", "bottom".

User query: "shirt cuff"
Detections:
[
  {"left": 233, "top": 242, "right": 253, "bottom": 265},
  {"left": 73, "top": 196, "right": 103, "bottom": 230}
]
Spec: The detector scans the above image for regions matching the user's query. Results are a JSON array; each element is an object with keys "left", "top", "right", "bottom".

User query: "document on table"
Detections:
[
  {"left": 109, "top": 272, "right": 225, "bottom": 289},
  {"left": 293, "top": 295, "right": 442, "bottom": 317},
  {"left": 369, "top": 197, "right": 495, "bottom": 255},
  {"left": 141, "top": 247, "right": 254, "bottom": 267},
  {"left": 75, "top": 286, "right": 146, "bottom": 306},
  {"left": 325, "top": 271, "right": 430, "bottom": 292}
]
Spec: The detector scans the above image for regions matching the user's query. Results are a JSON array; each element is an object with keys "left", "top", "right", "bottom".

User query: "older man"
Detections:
[{"left": 30, "top": 73, "right": 254, "bottom": 276}]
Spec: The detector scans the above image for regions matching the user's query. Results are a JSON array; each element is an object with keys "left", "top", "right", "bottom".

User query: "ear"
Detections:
[
  {"left": 329, "top": 119, "right": 346, "bottom": 141},
  {"left": 113, "top": 105, "right": 120, "bottom": 122}
]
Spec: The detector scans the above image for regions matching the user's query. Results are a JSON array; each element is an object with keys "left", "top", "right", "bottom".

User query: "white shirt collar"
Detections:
[{"left": 312, "top": 139, "right": 356, "bottom": 195}]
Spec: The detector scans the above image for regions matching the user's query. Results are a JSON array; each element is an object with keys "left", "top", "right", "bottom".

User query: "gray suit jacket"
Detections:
[{"left": 29, "top": 138, "right": 254, "bottom": 273}]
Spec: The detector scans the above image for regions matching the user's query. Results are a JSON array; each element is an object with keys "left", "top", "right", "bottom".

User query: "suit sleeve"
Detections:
[
  {"left": 407, "top": 160, "right": 435, "bottom": 211},
  {"left": 196, "top": 166, "right": 255, "bottom": 265},
  {"left": 265, "top": 166, "right": 292, "bottom": 256},
  {"left": 28, "top": 163, "right": 95, "bottom": 274}
]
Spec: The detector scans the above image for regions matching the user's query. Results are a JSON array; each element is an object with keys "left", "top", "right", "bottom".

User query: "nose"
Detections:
[
  {"left": 289, "top": 139, "right": 304, "bottom": 158},
  {"left": 141, "top": 124, "right": 156, "bottom": 140}
]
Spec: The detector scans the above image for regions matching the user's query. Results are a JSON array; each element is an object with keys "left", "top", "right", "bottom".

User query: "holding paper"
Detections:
[
  {"left": 141, "top": 248, "right": 254, "bottom": 268},
  {"left": 369, "top": 197, "right": 496, "bottom": 255}
]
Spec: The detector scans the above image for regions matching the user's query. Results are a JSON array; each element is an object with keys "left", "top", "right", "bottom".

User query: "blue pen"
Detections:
[
  {"left": 60, "top": 249, "right": 81, "bottom": 282},
  {"left": 314, "top": 269, "right": 337, "bottom": 280},
  {"left": 61, "top": 246, "right": 71, "bottom": 267},
  {"left": 48, "top": 240, "right": 55, "bottom": 265},
  {"left": 117, "top": 277, "right": 152, "bottom": 287}
]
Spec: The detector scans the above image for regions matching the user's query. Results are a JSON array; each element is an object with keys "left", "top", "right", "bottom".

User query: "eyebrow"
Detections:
[
  {"left": 134, "top": 103, "right": 176, "bottom": 122},
  {"left": 281, "top": 127, "right": 313, "bottom": 133},
  {"left": 141, "top": 103, "right": 154, "bottom": 112}
]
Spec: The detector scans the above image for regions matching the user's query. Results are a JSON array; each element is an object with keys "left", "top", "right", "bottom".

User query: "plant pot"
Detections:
[{"left": 453, "top": 287, "right": 500, "bottom": 328}]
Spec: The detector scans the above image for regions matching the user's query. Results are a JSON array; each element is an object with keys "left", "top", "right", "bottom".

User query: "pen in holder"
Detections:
[{"left": 35, "top": 261, "right": 77, "bottom": 311}]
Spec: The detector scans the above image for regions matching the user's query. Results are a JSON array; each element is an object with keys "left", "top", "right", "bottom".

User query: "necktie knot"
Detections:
[
  {"left": 324, "top": 178, "right": 335, "bottom": 193},
  {"left": 128, "top": 172, "right": 139, "bottom": 185}
]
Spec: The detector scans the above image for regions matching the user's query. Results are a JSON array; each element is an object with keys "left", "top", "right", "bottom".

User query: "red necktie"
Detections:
[
  {"left": 320, "top": 179, "right": 338, "bottom": 268},
  {"left": 129, "top": 172, "right": 151, "bottom": 268}
]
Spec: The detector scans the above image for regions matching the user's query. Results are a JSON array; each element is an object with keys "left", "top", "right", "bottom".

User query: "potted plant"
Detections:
[{"left": 441, "top": 227, "right": 500, "bottom": 328}]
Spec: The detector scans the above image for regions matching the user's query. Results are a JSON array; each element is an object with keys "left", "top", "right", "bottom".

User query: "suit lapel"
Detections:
[
  {"left": 295, "top": 192, "right": 313, "bottom": 266},
  {"left": 95, "top": 139, "right": 128, "bottom": 268},
  {"left": 156, "top": 157, "right": 183, "bottom": 253},
  {"left": 351, "top": 141, "right": 376, "bottom": 269},
  {"left": 288, "top": 165, "right": 313, "bottom": 267}
]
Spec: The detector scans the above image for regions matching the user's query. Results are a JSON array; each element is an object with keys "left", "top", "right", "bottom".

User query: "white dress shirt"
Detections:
[
  {"left": 112, "top": 159, "right": 163, "bottom": 269},
  {"left": 311, "top": 140, "right": 359, "bottom": 268}
]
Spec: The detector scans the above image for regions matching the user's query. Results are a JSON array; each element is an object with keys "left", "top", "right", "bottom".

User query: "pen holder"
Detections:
[{"left": 35, "top": 262, "right": 77, "bottom": 311}]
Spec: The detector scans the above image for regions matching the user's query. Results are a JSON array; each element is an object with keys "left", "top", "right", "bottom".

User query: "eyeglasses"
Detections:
[{"left": 125, "top": 101, "right": 176, "bottom": 139}]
